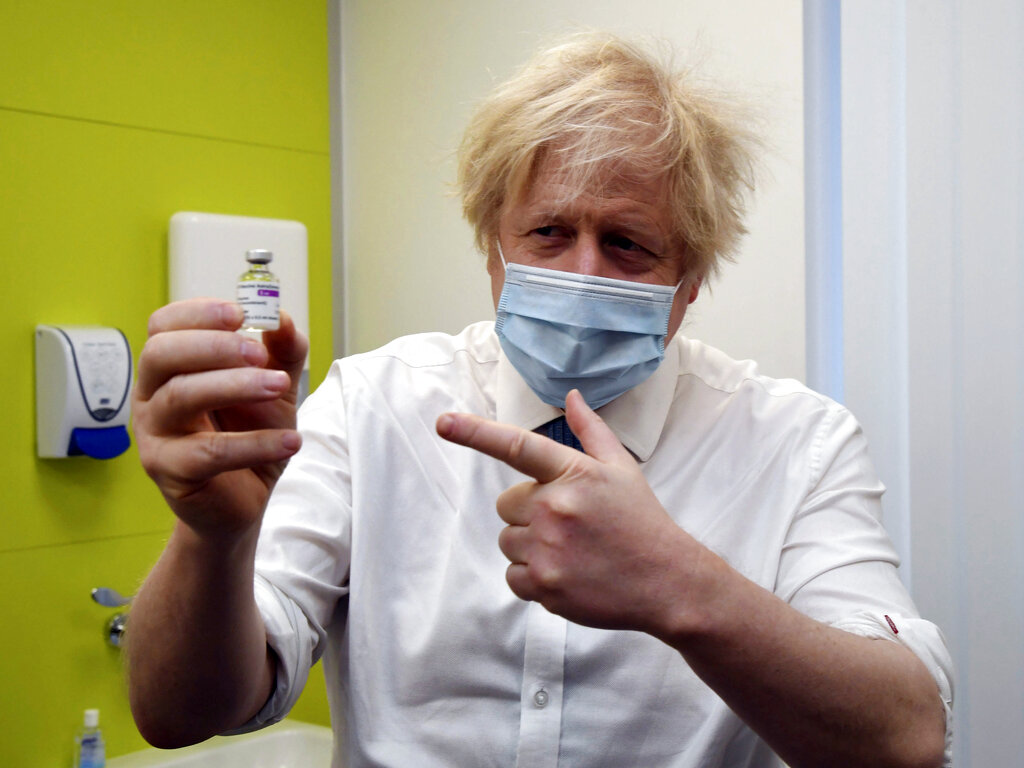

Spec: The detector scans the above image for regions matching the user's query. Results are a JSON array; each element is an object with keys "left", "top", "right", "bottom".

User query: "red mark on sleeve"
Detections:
[{"left": 884, "top": 615, "right": 899, "bottom": 635}]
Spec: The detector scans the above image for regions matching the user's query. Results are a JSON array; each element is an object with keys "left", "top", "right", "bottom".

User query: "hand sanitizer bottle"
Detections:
[
  {"left": 74, "top": 708, "right": 105, "bottom": 767},
  {"left": 237, "top": 248, "right": 281, "bottom": 332}
]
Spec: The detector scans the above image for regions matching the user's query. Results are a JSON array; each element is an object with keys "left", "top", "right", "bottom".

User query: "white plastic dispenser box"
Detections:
[
  {"left": 168, "top": 211, "right": 310, "bottom": 401},
  {"left": 35, "top": 325, "right": 133, "bottom": 459}
]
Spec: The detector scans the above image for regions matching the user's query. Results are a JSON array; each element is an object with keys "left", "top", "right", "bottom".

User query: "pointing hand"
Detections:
[{"left": 436, "top": 389, "right": 699, "bottom": 633}]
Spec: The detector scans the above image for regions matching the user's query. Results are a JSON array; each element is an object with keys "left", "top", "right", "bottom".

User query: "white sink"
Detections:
[{"left": 107, "top": 720, "right": 333, "bottom": 767}]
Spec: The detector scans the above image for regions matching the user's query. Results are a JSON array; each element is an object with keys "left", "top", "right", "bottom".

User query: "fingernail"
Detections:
[
  {"left": 241, "top": 338, "right": 266, "bottom": 365},
  {"left": 569, "top": 389, "right": 590, "bottom": 410},
  {"left": 281, "top": 431, "right": 301, "bottom": 452},
  {"left": 436, "top": 413, "right": 454, "bottom": 436},
  {"left": 261, "top": 370, "right": 290, "bottom": 391}
]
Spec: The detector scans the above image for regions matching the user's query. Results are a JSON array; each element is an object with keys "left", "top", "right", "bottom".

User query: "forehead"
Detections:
[{"left": 510, "top": 152, "right": 672, "bottom": 225}]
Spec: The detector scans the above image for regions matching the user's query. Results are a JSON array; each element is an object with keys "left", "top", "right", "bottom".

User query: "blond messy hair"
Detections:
[{"left": 457, "top": 31, "right": 760, "bottom": 280}]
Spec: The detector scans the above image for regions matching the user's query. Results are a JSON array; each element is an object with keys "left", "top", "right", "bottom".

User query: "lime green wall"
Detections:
[{"left": 0, "top": 2, "right": 333, "bottom": 764}]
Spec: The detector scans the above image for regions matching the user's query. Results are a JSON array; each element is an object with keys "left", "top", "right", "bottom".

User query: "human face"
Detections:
[{"left": 489, "top": 156, "right": 701, "bottom": 341}]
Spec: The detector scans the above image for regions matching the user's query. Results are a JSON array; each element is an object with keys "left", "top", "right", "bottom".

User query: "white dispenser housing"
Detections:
[
  {"left": 168, "top": 212, "right": 310, "bottom": 399},
  {"left": 35, "top": 325, "right": 133, "bottom": 459}
]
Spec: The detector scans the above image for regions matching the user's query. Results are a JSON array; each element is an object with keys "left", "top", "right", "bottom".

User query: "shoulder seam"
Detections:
[
  {"left": 346, "top": 345, "right": 500, "bottom": 371},
  {"left": 677, "top": 370, "right": 836, "bottom": 408}
]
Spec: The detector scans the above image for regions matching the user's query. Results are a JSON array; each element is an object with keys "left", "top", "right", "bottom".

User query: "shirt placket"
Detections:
[{"left": 515, "top": 600, "right": 568, "bottom": 768}]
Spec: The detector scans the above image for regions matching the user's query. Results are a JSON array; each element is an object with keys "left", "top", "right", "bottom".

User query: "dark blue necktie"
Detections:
[{"left": 541, "top": 415, "right": 584, "bottom": 452}]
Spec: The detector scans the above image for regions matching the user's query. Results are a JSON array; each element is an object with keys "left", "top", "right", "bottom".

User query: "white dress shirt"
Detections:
[{"left": 246, "top": 321, "right": 954, "bottom": 767}]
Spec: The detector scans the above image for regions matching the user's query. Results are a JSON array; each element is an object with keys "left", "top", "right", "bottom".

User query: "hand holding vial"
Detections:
[{"left": 132, "top": 296, "right": 307, "bottom": 538}]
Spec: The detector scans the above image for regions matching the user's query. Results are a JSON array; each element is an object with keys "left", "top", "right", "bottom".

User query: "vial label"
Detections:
[{"left": 237, "top": 280, "right": 281, "bottom": 330}]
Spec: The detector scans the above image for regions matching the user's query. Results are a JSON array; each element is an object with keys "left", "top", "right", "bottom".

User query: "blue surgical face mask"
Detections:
[{"left": 494, "top": 242, "right": 680, "bottom": 409}]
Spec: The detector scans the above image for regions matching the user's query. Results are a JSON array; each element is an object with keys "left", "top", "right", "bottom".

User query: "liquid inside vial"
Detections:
[{"left": 237, "top": 249, "right": 280, "bottom": 331}]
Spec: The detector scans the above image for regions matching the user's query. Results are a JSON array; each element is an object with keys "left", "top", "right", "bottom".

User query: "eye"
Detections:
[
  {"left": 532, "top": 225, "right": 570, "bottom": 239},
  {"left": 605, "top": 233, "right": 653, "bottom": 256}
]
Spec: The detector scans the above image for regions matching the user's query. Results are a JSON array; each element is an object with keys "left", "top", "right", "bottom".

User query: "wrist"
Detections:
[
  {"left": 647, "top": 535, "right": 738, "bottom": 648},
  {"left": 169, "top": 519, "right": 262, "bottom": 576}
]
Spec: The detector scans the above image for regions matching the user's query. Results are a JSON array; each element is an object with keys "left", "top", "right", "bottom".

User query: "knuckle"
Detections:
[
  {"left": 535, "top": 520, "right": 566, "bottom": 550},
  {"left": 506, "top": 428, "right": 530, "bottom": 465},
  {"left": 529, "top": 559, "right": 563, "bottom": 592},
  {"left": 137, "top": 439, "right": 197, "bottom": 501},
  {"left": 146, "top": 309, "right": 163, "bottom": 337},
  {"left": 153, "top": 435, "right": 222, "bottom": 501},
  {"left": 495, "top": 486, "right": 523, "bottom": 522},
  {"left": 216, "top": 331, "right": 244, "bottom": 362},
  {"left": 194, "top": 430, "right": 226, "bottom": 466},
  {"left": 131, "top": 408, "right": 156, "bottom": 444},
  {"left": 159, "top": 373, "right": 191, "bottom": 414},
  {"left": 497, "top": 526, "right": 513, "bottom": 553},
  {"left": 136, "top": 335, "right": 160, "bottom": 373},
  {"left": 535, "top": 488, "right": 575, "bottom": 524},
  {"left": 563, "top": 456, "right": 595, "bottom": 483},
  {"left": 506, "top": 566, "right": 538, "bottom": 603},
  {"left": 136, "top": 440, "right": 161, "bottom": 480}
]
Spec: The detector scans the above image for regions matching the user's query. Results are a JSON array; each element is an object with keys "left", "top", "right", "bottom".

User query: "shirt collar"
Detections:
[{"left": 494, "top": 335, "right": 681, "bottom": 462}]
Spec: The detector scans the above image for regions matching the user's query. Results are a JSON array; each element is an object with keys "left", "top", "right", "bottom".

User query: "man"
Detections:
[{"left": 128, "top": 32, "right": 952, "bottom": 767}]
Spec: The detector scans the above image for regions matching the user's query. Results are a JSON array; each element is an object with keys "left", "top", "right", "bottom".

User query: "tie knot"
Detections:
[{"left": 541, "top": 416, "right": 584, "bottom": 453}]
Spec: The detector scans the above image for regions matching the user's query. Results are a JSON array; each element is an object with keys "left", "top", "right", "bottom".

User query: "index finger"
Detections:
[
  {"left": 436, "top": 412, "right": 577, "bottom": 483},
  {"left": 147, "top": 298, "right": 243, "bottom": 337}
]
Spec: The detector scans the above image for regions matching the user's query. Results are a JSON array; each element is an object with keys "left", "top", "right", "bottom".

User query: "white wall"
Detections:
[
  {"left": 337, "top": 0, "right": 806, "bottom": 382},
  {"left": 831, "top": 1, "right": 1024, "bottom": 764},
  {"left": 837, "top": 0, "right": 914, "bottom": 580}
]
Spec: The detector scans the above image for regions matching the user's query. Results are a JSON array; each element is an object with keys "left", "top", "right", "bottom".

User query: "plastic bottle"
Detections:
[
  {"left": 73, "top": 708, "right": 105, "bottom": 768},
  {"left": 237, "top": 248, "right": 281, "bottom": 332}
]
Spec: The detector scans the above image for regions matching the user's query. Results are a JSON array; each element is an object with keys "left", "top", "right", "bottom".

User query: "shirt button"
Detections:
[{"left": 533, "top": 689, "right": 549, "bottom": 708}]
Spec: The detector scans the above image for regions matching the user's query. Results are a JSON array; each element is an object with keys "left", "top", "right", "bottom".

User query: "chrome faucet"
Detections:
[{"left": 91, "top": 587, "right": 132, "bottom": 648}]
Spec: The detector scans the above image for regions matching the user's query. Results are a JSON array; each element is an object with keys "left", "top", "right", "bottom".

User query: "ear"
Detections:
[
  {"left": 687, "top": 276, "right": 703, "bottom": 304},
  {"left": 487, "top": 237, "right": 507, "bottom": 311}
]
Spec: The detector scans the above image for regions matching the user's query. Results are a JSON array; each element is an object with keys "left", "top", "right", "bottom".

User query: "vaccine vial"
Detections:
[{"left": 237, "top": 249, "right": 280, "bottom": 332}]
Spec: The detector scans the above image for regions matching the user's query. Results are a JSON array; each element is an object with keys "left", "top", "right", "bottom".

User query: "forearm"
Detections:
[
  {"left": 658, "top": 546, "right": 946, "bottom": 768},
  {"left": 126, "top": 521, "right": 275, "bottom": 748},
  {"left": 436, "top": 399, "right": 946, "bottom": 765}
]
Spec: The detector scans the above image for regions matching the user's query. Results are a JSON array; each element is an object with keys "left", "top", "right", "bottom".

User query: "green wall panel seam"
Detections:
[
  {"left": 0, "top": 104, "right": 330, "bottom": 158},
  {"left": 0, "top": 529, "right": 173, "bottom": 557}
]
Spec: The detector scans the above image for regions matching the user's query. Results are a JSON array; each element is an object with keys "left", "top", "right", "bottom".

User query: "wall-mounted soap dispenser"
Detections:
[{"left": 35, "top": 325, "right": 133, "bottom": 459}]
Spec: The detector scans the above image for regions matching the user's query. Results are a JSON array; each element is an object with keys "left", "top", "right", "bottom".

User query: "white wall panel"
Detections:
[
  {"left": 337, "top": 0, "right": 805, "bottom": 382},
  {"left": 836, "top": 1, "right": 1024, "bottom": 763},
  {"left": 907, "top": 2, "right": 1024, "bottom": 763},
  {"left": 839, "top": 0, "right": 913, "bottom": 578}
]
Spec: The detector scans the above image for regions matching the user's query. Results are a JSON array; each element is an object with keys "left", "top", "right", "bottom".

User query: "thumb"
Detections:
[{"left": 564, "top": 389, "right": 634, "bottom": 466}]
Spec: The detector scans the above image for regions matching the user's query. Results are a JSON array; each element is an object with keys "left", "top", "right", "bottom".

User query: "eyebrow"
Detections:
[
  {"left": 522, "top": 204, "right": 663, "bottom": 231},
  {"left": 519, "top": 206, "right": 668, "bottom": 248}
]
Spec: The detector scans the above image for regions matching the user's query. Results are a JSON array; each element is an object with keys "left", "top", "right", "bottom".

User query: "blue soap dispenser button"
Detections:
[{"left": 67, "top": 426, "right": 130, "bottom": 460}]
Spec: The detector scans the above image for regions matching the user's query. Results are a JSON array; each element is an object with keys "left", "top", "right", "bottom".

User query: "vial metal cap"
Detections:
[{"left": 245, "top": 249, "right": 273, "bottom": 264}]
